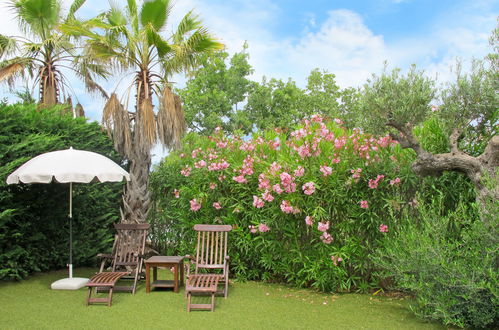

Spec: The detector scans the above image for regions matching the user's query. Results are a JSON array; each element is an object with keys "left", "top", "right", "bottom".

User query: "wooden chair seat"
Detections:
[
  {"left": 185, "top": 274, "right": 220, "bottom": 311},
  {"left": 86, "top": 272, "right": 129, "bottom": 307}
]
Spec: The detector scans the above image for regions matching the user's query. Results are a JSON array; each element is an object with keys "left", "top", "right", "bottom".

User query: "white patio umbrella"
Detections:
[{"left": 7, "top": 147, "right": 130, "bottom": 290}]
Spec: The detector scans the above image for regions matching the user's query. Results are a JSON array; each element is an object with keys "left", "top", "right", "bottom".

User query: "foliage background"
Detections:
[{"left": 0, "top": 103, "right": 125, "bottom": 280}]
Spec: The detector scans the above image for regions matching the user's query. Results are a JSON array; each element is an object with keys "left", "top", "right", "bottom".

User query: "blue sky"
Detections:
[{"left": 0, "top": 0, "right": 497, "bottom": 124}]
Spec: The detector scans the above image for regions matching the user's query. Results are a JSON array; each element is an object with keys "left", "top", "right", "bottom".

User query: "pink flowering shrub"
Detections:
[{"left": 150, "top": 115, "right": 417, "bottom": 292}]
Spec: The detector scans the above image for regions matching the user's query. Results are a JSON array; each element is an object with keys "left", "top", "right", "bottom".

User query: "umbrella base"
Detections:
[{"left": 51, "top": 277, "right": 89, "bottom": 290}]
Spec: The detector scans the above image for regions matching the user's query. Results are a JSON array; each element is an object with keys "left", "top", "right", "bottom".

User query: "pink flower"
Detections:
[
  {"left": 233, "top": 175, "right": 247, "bottom": 183},
  {"left": 258, "top": 223, "right": 270, "bottom": 233},
  {"left": 216, "top": 141, "right": 227, "bottom": 148},
  {"left": 262, "top": 190, "right": 274, "bottom": 202},
  {"left": 209, "top": 182, "right": 217, "bottom": 190},
  {"left": 294, "top": 166, "right": 305, "bottom": 177},
  {"left": 317, "top": 221, "right": 330, "bottom": 232},
  {"left": 334, "top": 118, "right": 343, "bottom": 125},
  {"left": 390, "top": 177, "right": 401, "bottom": 186},
  {"left": 180, "top": 166, "right": 192, "bottom": 177},
  {"left": 280, "top": 200, "right": 297, "bottom": 214},
  {"left": 194, "top": 160, "right": 206, "bottom": 168},
  {"left": 173, "top": 189, "right": 180, "bottom": 198},
  {"left": 269, "top": 162, "right": 281, "bottom": 175},
  {"left": 218, "top": 175, "right": 226, "bottom": 182},
  {"left": 311, "top": 114, "right": 323, "bottom": 122},
  {"left": 253, "top": 196, "right": 265, "bottom": 208},
  {"left": 273, "top": 184, "right": 284, "bottom": 194},
  {"left": 331, "top": 255, "right": 343, "bottom": 266},
  {"left": 258, "top": 173, "right": 270, "bottom": 190},
  {"left": 360, "top": 200, "right": 369, "bottom": 209},
  {"left": 368, "top": 179, "right": 379, "bottom": 189},
  {"left": 213, "top": 202, "right": 222, "bottom": 210},
  {"left": 302, "top": 182, "right": 316, "bottom": 195},
  {"left": 248, "top": 225, "right": 257, "bottom": 234},
  {"left": 190, "top": 199, "right": 201, "bottom": 212},
  {"left": 320, "top": 165, "right": 332, "bottom": 177},
  {"left": 379, "top": 224, "right": 388, "bottom": 233},
  {"left": 320, "top": 232, "right": 333, "bottom": 244},
  {"left": 305, "top": 216, "right": 313, "bottom": 226},
  {"left": 368, "top": 174, "right": 385, "bottom": 189}
]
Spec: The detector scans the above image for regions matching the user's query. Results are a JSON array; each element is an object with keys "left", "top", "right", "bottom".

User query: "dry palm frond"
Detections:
[
  {"left": 0, "top": 62, "right": 25, "bottom": 87},
  {"left": 136, "top": 97, "right": 157, "bottom": 152},
  {"left": 74, "top": 102, "right": 85, "bottom": 117},
  {"left": 103, "top": 93, "right": 132, "bottom": 157},
  {"left": 157, "top": 86, "right": 186, "bottom": 150}
]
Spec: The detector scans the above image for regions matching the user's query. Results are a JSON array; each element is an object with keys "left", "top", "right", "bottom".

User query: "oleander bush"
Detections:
[
  {"left": 150, "top": 115, "right": 420, "bottom": 291},
  {"left": 0, "top": 103, "right": 125, "bottom": 280}
]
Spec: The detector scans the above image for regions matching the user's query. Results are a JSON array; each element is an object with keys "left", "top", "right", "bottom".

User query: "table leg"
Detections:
[
  {"left": 173, "top": 264, "right": 179, "bottom": 293},
  {"left": 146, "top": 263, "right": 150, "bottom": 293}
]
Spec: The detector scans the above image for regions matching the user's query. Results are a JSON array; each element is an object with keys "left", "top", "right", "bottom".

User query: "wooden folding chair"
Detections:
[
  {"left": 185, "top": 224, "right": 232, "bottom": 311},
  {"left": 86, "top": 223, "right": 149, "bottom": 306}
]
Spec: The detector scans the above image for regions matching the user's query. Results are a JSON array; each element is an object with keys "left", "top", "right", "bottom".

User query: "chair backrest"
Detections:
[
  {"left": 194, "top": 224, "right": 232, "bottom": 272},
  {"left": 112, "top": 223, "right": 150, "bottom": 270}
]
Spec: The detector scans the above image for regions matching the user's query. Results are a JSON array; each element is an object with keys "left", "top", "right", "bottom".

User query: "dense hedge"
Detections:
[
  {"left": 0, "top": 103, "right": 125, "bottom": 280},
  {"left": 150, "top": 116, "right": 419, "bottom": 291}
]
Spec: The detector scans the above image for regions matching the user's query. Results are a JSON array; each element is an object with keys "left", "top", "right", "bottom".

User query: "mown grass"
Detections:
[{"left": 0, "top": 268, "right": 448, "bottom": 329}]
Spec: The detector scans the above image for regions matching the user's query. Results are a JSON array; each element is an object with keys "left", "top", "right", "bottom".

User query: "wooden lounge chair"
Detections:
[
  {"left": 86, "top": 223, "right": 149, "bottom": 306},
  {"left": 185, "top": 224, "right": 232, "bottom": 311}
]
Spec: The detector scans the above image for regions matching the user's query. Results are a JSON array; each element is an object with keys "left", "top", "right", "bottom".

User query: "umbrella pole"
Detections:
[{"left": 69, "top": 182, "right": 73, "bottom": 279}]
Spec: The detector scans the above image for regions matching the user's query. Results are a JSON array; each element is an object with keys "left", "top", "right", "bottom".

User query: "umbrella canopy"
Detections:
[
  {"left": 6, "top": 147, "right": 130, "bottom": 290},
  {"left": 7, "top": 147, "right": 130, "bottom": 184}
]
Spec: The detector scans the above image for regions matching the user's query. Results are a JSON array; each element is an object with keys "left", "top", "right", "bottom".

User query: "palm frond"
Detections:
[
  {"left": 172, "top": 10, "right": 201, "bottom": 44},
  {"left": 11, "top": 0, "right": 61, "bottom": 38},
  {"left": 157, "top": 85, "right": 185, "bottom": 149},
  {"left": 74, "top": 102, "right": 85, "bottom": 117},
  {"left": 145, "top": 24, "right": 171, "bottom": 58},
  {"left": 103, "top": 93, "right": 132, "bottom": 157},
  {"left": 140, "top": 0, "right": 171, "bottom": 32},
  {"left": 136, "top": 97, "right": 157, "bottom": 151},
  {"left": 0, "top": 35, "right": 19, "bottom": 59},
  {"left": 126, "top": 0, "right": 139, "bottom": 34},
  {"left": 0, "top": 58, "right": 30, "bottom": 88},
  {"left": 66, "top": 0, "right": 86, "bottom": 20}
]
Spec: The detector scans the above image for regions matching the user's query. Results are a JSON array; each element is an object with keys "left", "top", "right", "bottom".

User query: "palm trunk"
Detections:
[
  {"left": 122, "top": 143, "right": 151, "bottom": 224},
  {"left": 121, "top": 68, "right": 155, "bottom": 224}
]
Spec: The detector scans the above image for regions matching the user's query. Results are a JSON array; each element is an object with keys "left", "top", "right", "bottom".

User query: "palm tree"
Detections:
[
  {"left": 0, "top": 0, "right": 108, "bottom": 110},
  {"left": 66, "top": 0, "right": 223, "bottom": 223}
]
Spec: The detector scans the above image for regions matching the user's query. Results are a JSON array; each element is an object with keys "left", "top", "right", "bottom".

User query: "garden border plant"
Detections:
[{"left": 150, "top": 115, "right": 420, "bottom": 292}]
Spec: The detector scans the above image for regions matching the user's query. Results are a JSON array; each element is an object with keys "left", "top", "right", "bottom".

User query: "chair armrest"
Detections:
[{"left": 97, "top": 253, "right": 113, "bottom": 259}]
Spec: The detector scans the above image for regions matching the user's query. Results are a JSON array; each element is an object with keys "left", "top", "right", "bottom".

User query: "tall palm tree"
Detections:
[
  {"left": 65, "top": 0, "right": 223, "bottom": 223},
  {"left": 0, "top": 0, "right": 108, "bottom": 109}
]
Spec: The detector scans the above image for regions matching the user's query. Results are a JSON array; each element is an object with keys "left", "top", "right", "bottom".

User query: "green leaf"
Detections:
[{"left": 140, "top": 0, "right": 170, "bottom": 31}]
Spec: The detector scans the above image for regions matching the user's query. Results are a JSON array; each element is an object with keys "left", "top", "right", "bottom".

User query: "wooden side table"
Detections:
[{"left": 145, "top": 256, "right": 184, "bottom": 293}]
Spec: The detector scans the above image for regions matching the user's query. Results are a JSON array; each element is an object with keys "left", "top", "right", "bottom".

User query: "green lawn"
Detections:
[{"left": 0, "top": 268, "right": 448, "bottom": 330}]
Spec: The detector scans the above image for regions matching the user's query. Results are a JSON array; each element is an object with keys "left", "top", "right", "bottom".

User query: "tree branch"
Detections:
[{"left": 449, "top": 128, "right": 462, "bottom": 155}]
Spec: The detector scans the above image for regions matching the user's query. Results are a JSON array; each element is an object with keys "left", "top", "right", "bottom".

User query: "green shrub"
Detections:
[
  {"left": 372, "top": 192, "right": 498, "bottom": 328},
  {"left": 0, "top": 103, "right": 125, "bottom": 280},
  {"left": 150, "top": 115, "right": 419, "bottom": 291}
]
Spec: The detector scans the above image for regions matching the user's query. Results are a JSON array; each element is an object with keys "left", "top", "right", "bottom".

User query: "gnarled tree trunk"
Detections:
[{"left": 391, "top": 123, "right": 498, "bottom": 221}]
